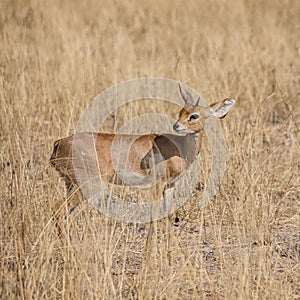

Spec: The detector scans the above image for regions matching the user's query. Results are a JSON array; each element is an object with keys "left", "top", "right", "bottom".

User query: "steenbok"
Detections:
[{"left": 50, "top": 84, "right": 234, "bottom": 256}]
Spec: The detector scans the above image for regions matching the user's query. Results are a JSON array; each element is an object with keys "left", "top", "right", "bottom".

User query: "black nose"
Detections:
[{"left": 173, "top": 122, "right": 179, "bottom": 130}]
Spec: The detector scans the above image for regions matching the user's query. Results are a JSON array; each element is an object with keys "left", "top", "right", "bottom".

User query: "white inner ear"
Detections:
[{"left": 210, "top": 99, "right": 235, "bottom": 118}]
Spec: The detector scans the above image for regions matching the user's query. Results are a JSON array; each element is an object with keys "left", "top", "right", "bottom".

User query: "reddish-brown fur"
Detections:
[{"left": 50, "top": 85, "right": 234, "bottom": 254}]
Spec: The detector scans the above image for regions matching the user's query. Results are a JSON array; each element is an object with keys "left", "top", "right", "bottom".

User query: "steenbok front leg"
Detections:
[{"left": 144, "top": 156, "right": 186, "bottom": 262}]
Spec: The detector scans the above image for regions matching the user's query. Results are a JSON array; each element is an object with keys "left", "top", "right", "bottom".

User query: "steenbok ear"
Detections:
[
  {"left": 209, "top": 98, "right": 235, "bottom": 119},
  {"left": 178, "top": 83, "right": 194, "bottom": 107}
]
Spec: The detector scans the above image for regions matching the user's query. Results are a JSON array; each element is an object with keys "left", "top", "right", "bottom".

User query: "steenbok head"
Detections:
[{"left": 173, "top": 84, "right": 235, "bottom": 134}]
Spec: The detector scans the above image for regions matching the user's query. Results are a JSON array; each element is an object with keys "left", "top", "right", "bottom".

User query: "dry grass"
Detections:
[{"left": 0, "top": 0, "right": 299, "bottom": 299}]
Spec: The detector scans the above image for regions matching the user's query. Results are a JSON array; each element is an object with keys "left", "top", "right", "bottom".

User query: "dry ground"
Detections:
[{"left": 0, "top": 0, "right": 299, "bottom": 299}]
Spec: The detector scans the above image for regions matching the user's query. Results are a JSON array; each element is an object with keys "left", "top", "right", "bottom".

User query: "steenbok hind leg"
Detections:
[{"left": 53, "top": 179, "right": 82, "bottom": 240}]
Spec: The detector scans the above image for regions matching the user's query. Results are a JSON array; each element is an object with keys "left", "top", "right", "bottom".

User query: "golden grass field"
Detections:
[{"left": 0, "top": 0, "right": 299, "bottom": 299}]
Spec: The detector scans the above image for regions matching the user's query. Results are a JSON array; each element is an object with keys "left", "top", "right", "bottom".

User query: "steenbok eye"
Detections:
[{"left": 189, "top": 114, "right": 199, "bottom": 121}]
